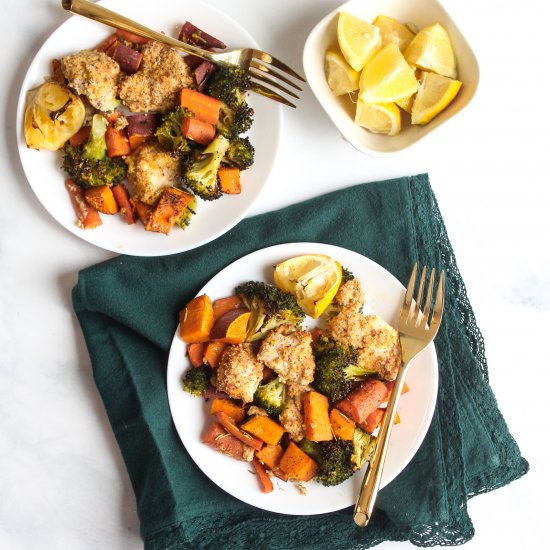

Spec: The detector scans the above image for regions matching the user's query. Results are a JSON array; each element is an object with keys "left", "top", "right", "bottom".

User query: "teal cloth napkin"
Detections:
[{"left": 72, "top": 174, "right": 528, "bottom": 549}]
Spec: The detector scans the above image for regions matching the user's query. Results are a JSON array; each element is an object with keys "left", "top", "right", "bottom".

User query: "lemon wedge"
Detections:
[
  {"left": 24, "top": 82, "right": 85, "bottom": 150},
  {"left": 395, "top": 94, "right": 415, "bottom": 113},
  {"left": 337, "top": 12, "right": 382, "bottom": 72},
  {"left": 404, "top": 23, "right": 457, "bottom": 79},
  {"left": 411, "top": 71, "right": 462, "bottom": 124},
  {"left": 359, "top": 42, "right": 419, "bottom": 104},
  {"left": 274, "top": 254, "right": 342, "bottom": 318},
  {"left": 372, "top": 15, "right": 415, "bottom": 52},
  {"left": 355, "top": 100, "right": 401, "bottom": 135},
  {"left": 325, "top": 50, "right": 360, "bottom": 96}
]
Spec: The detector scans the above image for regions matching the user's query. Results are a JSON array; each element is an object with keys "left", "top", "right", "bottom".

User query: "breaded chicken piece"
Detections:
[
  {"left": 61, "top": 50, "right": 120, "bottom": 111},
  {"left": 279, "top": 395, "right": 305, "bottom": 442},
  {"left": 118, "top": 42, "right": 193, "bottom": 112},
  {"left": 257, "top": 325, "right": 316, "bottom": 386},
  {"left": 215, "top": 344, "right": 263, "bottom": 403},
  {"left": 328, "top": 309, "right": 402, "bottom": 381},
  {"left": 126, "top": 141, "right": 180, "bottom": 205},
  {"left": 334, "top": 278, "right": 365, "bottom": 312}
]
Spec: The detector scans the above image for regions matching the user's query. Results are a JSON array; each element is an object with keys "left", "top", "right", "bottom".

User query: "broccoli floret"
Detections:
[
  {"left": 235, "top": 281, "right": 305, "bottom": 341},
  {"left": 217, "top": 101, "right": 254, "bottom": 139},
  {"left": 181, "top": 365, "right": 211, "bottom": 397},
  {"left": 175, "top": 194, "right": 197, "bottom": 230},
  {"left": 223, "top": 137, "right": 254, "bottom": 170},
  {"left": 155, "top": 107, "right": 192, "bottom": 153},
  {"left": 351, "top": 426, "right": 376, "bottom": 471},
  {"left": 182, "top": 134, "right": 230, "bottom": 201},
  {"left": 312, "top": 336, "right": 358, "bottom": 402},
  {"left": 298, "top": 438, "right": 321, "bottom": 461},
  {"left": 341, "top": 266, "right": 355, "bottom": 284},
  {"left": 206, "top": 66, "right": 251, "bottom": 108},
  {"left": 316, "top": 440, "right": 354, "bottom": 486},
  {"left": 62, "top": 115, "right": 127, "bottom": 188},
  {"left": 253, "top": 376, "right": 286, "bottom": 417}
]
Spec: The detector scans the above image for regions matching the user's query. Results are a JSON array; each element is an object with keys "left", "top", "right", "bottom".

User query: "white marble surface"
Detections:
[{"left": 1, "top": 0, "right": 549, "bottom": 548}]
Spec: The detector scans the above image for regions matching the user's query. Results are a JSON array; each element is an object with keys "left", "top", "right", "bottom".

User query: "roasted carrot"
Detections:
[
  {"left": 180, "top": 88, "right": 221, "bottom": 125},
  {"left": 329, "top": 408, "right": 356, "bottom": 440},
  {"left": 146, "top": 187, "right": 193, "bottom": 235},
  {"left": 252, "top": 458, "right": 274, "bottom": 493},
  {"left": 105, "top": 38, "right": 123, "bottom": 58},
  {"left": 213, "top": 295, "right": 243, "bottom": 320},
  {"left": 302, "top": 391, "right": 333, "bottom": 442},
  {"left": 187, "top": 342, "right": 206, "bottom": 367},
  {"left": 385, "top": 380, "right": 409, "bottom": 398},
  {"left": 106, "top": 123, "right": 131, "bottom": 157},
  {"left": 116, "top": 29, "right": 150, "bottom": 44},
  {"left": 182, "top": 117, "right": 216, "bottom": 145},
  {"left": 69, "top": 126, "right": 91, "bottom": 148},
  {"left": 218, "top": 167, "right": 241, "bottom": 194},
  {"left": 278, "top": 442, "right": 319, "bottom": 481},
  {"left": 216, "top": 411, "right": 263, "bottom": 451},
  {"left": 65, "top": 179, "right": 102, "bottom": 229},
  {"left": 203, "top": 341, "right": 228, "bottom": 368},
  {"left": 112, "top": 184, "right": 136, "bottom": 225},
  {"left": 95, "top": 33, "right": 118, "bottom": 53},
  {"left": 255, "top": 444, "right": 284, "bottom": 470},
  {"left": 179, "top": 294, "right": 214, "bottom": 344},
  {"left": 240, "top": 416, "right": 285, "bottom": 446},
  {"left": 210, "top": 398, "right": 245, "bottom": 423},
  {"left": 362, "top": 408, "right": 385, "bottom": 434},
  {"left": 84, "top": 185, "right": 118, "bottom": 215},
  {"left": 129, "top": 198, "right": 152, "bottom": 226}
]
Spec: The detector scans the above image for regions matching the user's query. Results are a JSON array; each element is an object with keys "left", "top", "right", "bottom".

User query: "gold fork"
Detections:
[
  {"left": 61, "top": 0, "right": 305, "bottom": 108},
  {"left": 354, "top": 264, "right": 445, "bottom": 527}
]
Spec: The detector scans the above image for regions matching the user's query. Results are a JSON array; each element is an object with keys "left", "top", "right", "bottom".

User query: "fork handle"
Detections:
[
  {"left": 353, "top": 362, "right": 410, "bottom": 527},
  {"left": 61, "top": 0, "right": 215, "bottom": 62}
]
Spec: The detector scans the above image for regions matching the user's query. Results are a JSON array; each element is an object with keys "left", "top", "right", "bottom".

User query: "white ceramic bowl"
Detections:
[{"left": 303, "top": 0, "right": 479, "bottom": 156}]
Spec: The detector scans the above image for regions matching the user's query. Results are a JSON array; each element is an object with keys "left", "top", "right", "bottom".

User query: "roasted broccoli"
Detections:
[
  {"left": 181, "top": 134, "right": 230, "bottom": 201},
  {"left": 351, "top": 426, "right": 376, "bottom": 471},
  {"left": 235, "top": 281, "right": 305, "bottom": 341},
  {"left": 155, "top": 107, "right": 192, "bottom": 153},
  {"left": 298, "top": 438, "right": 321, "bottom": 462},
  {"left": 217, "top": 101, "right": 254, "bottom": 139},
  {"left": 312, "top": 336, "right": 358, "bottom": 402},
  {"left": 206, "top": 66, "right": 250, "bottom": 108},
  {"left": 181, "top": 365, "right": 211, "bottom": 397},
  {"left": 62, "top": 114, "right": 127, "bottom": 188},
  {"left": 316, "top": 440, "right": 354, "bottom": 486},
  {"left": 176, "top": 194, "right": 197, "bottom": 230},
  {"left": 341, "top": 266, "right": 355, "bottom": 284},
  {"left": 223, "top": 137, "right": 254, "bottom": 170},
  {"left": 253, "top": 376, "right": 286, "bottom": 417}
]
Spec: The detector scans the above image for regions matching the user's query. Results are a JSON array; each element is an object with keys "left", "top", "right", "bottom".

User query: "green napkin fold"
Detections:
[{"left": 72, "top": 174, "right": 528, "bottom": 549}]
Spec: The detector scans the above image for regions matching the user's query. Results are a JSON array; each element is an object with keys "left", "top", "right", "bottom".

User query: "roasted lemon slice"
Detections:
[
  {"left": 24, "top": 81, "right": 85, "bottom": 150},
  {"left": 337, "top": 12, "right": 382, "bottom": 72},
  {"left": 274, "top": 254, "right": 342, "bottom": 318},
  {"left": 359, "top": 42, "right": 419, "bottom": 104},
  {"left": 404, "top": 23, "right": 457, "bottom": 79},
  {"left": 411, "top": 71, "right": 462, "bottom": 124}
]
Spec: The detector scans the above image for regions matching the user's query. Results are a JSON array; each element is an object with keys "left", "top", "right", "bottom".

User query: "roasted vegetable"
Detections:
[
  {"left": 179, "top": 294, "right": 214, "bottom": 343},
  {"left": 351, "top": 426, "right": 375, "bottom": 471},
  {"left": 206, "top": 65, "right": 250, "bottom": 108},
  {"left": 235, "top": 281, "right": 305, "bottom": 341},
  {"left": 278, "top": 441, "right": 319, "bottom": 481},
  {"left": 253, "top": 376, "right": 286, "bottom": 417},
  {"left": 302, "top": 391, "right": 333, "bottom": 442},
  {"left": 175, "top": 194, "right": 197, "bottom": 230},
  {"left": 155, "top": 107, "right": 192, "bottom": 153},
  {"left": 182, "top": 134, "right": 230, "bottom": 200},
  {"left": 217, "top": 101, "right": 254, "bottom": 139},
  {"left": 316, "top": 439, "right": 354, "bottom": 487},
  {"left": 223, "top": 137, "right": 254, "bottom": 170},
  {"left": 182, "top": 364, "right": 211, "bottom": 397}
]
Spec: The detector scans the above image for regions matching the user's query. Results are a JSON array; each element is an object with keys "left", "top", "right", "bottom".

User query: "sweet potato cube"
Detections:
[
  {"left": 84, "top": 185, "right": 119, "bottom": 215},
  {"left": 329, "top": 408, "right": 356, "bottom": 441},
  {"left": 241, "top": 415, "right": 285, "bottom": 446},
  {"left": 218, "top": 167, "right": 241, "bottom": 194},
  {"left": 179, "top": 294, "right": 214, "bottom": 343},
  {"left": 210, "top": 308, "right": 251, "bottom": 344},
  {"left": 303, "top": 391, "right": 333, "bottom": 442},
  {"left": 279, "top": 442, "right": 319, "bottom": 481},
  {"left": 210, "top": 398, "right": 245, "bottom": 423},
  {"left": 255, "top": 444, "right": 284, "bottom": 470},
  {"left": 203, "top": 341, "right": 228, "bottom": 368},
  {"left": 213, "top": 295, "right": 243, "bottom": 320},
  {"left": 146, "top": 187, "right": 193, "bottom": 235}
]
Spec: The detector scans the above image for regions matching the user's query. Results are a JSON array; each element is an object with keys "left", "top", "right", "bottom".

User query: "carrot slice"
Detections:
[
  {"left": 216, "top": 411, "right": 263, "bottom": 451},
  {"left": 187, "top": 342, "right": 205, "bottom": 367},
  {"left": 182, "top": 117, "right": 216, "bottom": 145},
  {"left": 180, "top": 88, "right": 221, "bottom": 125},
  {"left": 65, "top": 179, "right": 102, "bottom": 229},
  {"left": 112, "top": 184, "right": 136, "bottom": 225},
  {"left": 203, "top": 341, "right": 228, "bottom": 368},
  {"left": 252, "top": 457, "right": 274, "bottom": 493}
]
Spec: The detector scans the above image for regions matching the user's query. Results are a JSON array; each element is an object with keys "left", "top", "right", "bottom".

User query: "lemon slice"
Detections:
[
  {"left": 24, "top": 82, "right": 85, "bottom": 150},
  {"left": 395, "top": 94, "right": 415, "bottom": 113},
  {"left": 325, "top": 50, "right": 360, "bottom": 96},
  {"left": 355, "top": 100, "right": 401, "bottom": 135},
  {"left": 404, "top": 23, "right": 457, "bottom": 79},
  {"left": 274, "top": 254, "right": 343, "bottom": 318},
  {"left": 337, "top": 12, "right": 382, "bottom": 72},
  {"left": 359, "top": 43, "right": 419, "bottom": 104},
  {"left": 411, "top": 71, "right": 462, "bottom": 124},
  {"left": 372, "top": 15, "right": 416, "bottom": 52}
]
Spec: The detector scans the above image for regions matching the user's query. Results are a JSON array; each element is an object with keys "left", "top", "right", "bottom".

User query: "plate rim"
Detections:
[
  {"left": 166, "top": 242, "right": 438, "bottom": 515},
  {"left": 16, "top": 0, "right": 283, "bottom": 257}
]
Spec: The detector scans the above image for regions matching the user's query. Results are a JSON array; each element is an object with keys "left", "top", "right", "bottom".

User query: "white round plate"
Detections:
[
  {"left": 16, "top": 0, "right": 282, "bottom": 256},
  {"left": 167, "top": 243, "right": 438, "bottom": 515}
]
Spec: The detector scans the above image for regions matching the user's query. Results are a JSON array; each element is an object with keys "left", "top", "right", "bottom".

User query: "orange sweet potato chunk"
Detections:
[
  {"left": 279, "top": 442, "right": 318, "bottom": 481},
  {"left": 303, "top": 391, "right": 333, "bottom": 442},
  {"left": 179, "top": 294, "right": 214, "bottom": 343}
]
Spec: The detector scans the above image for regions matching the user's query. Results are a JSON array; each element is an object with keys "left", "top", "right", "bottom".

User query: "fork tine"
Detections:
[
  {"left": 418, "top": 268, "right": 435, "bottom": 328},
  {"left": 248, "top": 82, "right": 296, "bottom": 108},
  {"left": 252, "top": 49, "right": 306, "bottom": 82},
  {"left": 404, "top": 263, "right": 417, "bottom": 306},
  {"left": 411, "top": 266, "right": 426, "bottom": 324},
  {"left": 430, "top": 271, "right": 445, "bottom": 332},
  {"left": 250, "top": 60, "right": 303, "bottom": 91},
  {"left": 249, "top": 70, "right": 300, "bottom": 99}
]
